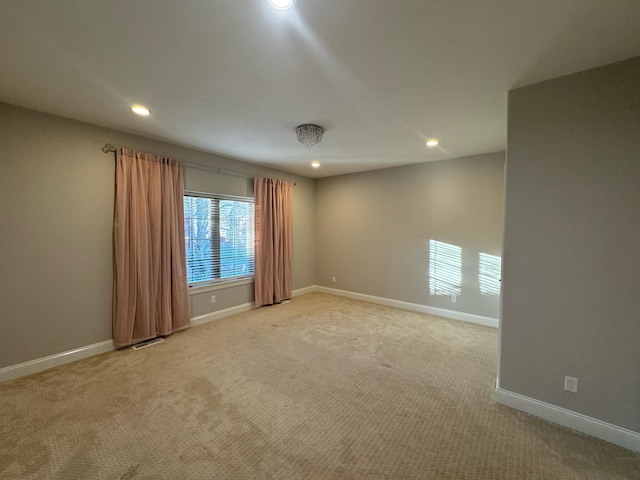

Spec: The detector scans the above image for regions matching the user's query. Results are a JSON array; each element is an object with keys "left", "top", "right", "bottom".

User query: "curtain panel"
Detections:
[
  {"left": 254, "top": 177, "right": 294, "bottom": 307},
  {"left": 113, "top": 148, "right": 190, "bottom": 347}
]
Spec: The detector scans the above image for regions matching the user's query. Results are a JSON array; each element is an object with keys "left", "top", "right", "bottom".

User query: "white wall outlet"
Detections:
[
  {"left": 332, "top": 276, "right": 336, "bottom": 283},
  {"left": 564, "top": 376, "right": 578, "bottom": 393},
  {"left": 451, "top": 294, "right": 457, "bottom": 303},
  {"left": 210, "top": 295, "right": 216, "bottom": 304}
]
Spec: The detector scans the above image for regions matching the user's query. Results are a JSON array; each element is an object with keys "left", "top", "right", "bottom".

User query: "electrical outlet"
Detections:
[
  {"left": 451, "top": 294, "right": 457, "bottom": 303},
  {"left": 332, "top": 276, "right": 336, "bottom": 283},
  {"left": 210, "top": 295, "right": 216, "bottom": 304},
  {"left": 564, "top": 376, "right": 578, "bottom": 393}
]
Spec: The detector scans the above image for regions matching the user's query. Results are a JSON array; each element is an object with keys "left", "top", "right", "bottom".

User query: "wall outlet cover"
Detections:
[{"left": 564, "top": 376, "right": 578, "bottom": 393}]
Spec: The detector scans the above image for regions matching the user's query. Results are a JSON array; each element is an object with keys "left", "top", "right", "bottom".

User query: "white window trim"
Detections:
[
  {"left": 184, "top": 190, "right": 255, "bottom": 288},
  {"left": 185, "top": 191, "right": 253, "bottom": 203},
  {"left": 188, "top": 277, "right": 254, "bottom": 295}
]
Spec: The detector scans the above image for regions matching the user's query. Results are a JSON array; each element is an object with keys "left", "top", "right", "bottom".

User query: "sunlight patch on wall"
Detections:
[
  {"left": 429, "top": 239, "right": 462, "bottom": 296},
  {"left": 478, "top": 252, "right": 501, "bottom": 295}
]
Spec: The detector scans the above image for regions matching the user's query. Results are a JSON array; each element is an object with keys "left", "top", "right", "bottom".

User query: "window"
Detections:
[{"left": 183, "top": 193, "right": 254, "bottom": 286}]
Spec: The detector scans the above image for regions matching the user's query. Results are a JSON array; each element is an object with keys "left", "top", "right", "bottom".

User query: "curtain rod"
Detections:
[{"left": 102, "top": 143, "right": 296, "bottom": 185}]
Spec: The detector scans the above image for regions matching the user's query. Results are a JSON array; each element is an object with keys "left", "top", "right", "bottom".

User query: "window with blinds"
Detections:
[{"left": 183, "top": 193, "right": 254, "bottom": 286}]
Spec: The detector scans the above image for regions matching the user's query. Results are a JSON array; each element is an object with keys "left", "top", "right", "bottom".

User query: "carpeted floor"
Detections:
[{"left": 1, "top": 292, "right": 639, "bottom": 479}]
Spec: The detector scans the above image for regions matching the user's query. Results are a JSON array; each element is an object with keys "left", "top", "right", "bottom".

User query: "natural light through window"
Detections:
[
  {"left": 478, "top": 253, "right": 501, "bottom": 295},
  {"left": 428, "top": 239, "right": 462, "bottom": 296},
  {"left": 184, "top": 195, "right": 254, "bottom": 285}
]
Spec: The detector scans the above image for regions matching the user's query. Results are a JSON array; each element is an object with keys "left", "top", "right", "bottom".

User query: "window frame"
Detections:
[{"left": 183, "top": 190, "right": 255, "bottom": 288}]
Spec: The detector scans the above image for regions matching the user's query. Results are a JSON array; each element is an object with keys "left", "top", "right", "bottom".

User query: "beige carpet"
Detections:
[{"left": 1, "top": 292, "right": 638, "bottom": 479}]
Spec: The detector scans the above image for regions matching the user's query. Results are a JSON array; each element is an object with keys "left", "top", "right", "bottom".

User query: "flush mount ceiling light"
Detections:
[
  {"left": 426, "top": 138, "right": 439, "bottom": 147},
  {"left": 269, "top": 0, "right": 293, "bottom": 9},
  {"left": 296, "top": 124, "right": 324, "bottom": 149},
  {"left": 131, "top": 104, "right": 150, "bottom": 116},
  {"left": 311, "top": 161, "right": 320, "bottom": 168}
]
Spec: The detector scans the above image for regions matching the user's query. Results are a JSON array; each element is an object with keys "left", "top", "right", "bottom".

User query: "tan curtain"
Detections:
[
  {"left": 113, "top": 148, "right": 190, "bottom": 347},
  {"left": 254, "top": 176, "right": 294, "bottom": 306}
]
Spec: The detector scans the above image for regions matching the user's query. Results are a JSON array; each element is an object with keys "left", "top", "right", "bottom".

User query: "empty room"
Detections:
[{"left": 1, "top": 1, "right": 639, "bottom": 479}]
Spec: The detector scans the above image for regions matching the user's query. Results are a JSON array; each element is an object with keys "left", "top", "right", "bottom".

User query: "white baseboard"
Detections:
[
  {"left": 0, "top": 300, "right": 261, "bottom": 383},
  {"left": 190, "top": 301, "right": 255, "bottom": 327},
  {"left": 0, "top": 339, "right": 115, "bottom": 383},
  {"left": 191, "top": 285, "right": 316, "bottom": 327},
  {"left": 495, "top": 387, "right": 640, "bottom": 453},
  {"left": 292, "top": 285, "right": 316, "bottom": 297},
  {"left": 0, "top": 285, "right": 494, "bottom": 384},
  {"left": 314, "top": 286, "right": 499, "bottom": 328}
]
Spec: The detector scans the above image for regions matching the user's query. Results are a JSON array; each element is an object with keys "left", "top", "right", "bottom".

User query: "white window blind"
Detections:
[{"left": 183, "top": 193, "right": 254, "bottom": 286}]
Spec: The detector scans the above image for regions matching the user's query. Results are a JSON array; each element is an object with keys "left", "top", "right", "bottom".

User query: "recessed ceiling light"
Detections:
[
  {"left": 311, "top": 161, "right": 320, "bottom": 168},
  {"left": 269, "top": 0, "right": 293, "bottom": 10},
  {"left": 426, "top": 139, "right": 439, "bottom": 147},
  {"left": 131, "top": 105, "right": 150, "bottom": 116}
]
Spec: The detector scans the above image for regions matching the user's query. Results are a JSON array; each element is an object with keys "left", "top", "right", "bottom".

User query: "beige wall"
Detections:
[
  {"left": 500, "top": 58, "right": 640, "bottom": 432},
  {"left": 315, "top": 152, "right": 505, "bottom": 319},
  {"left": 0, "top": 102, "right": 315, "bottom": 369}
]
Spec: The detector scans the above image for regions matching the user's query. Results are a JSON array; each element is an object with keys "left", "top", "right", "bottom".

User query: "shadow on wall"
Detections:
[{"left": 428, "top": 239, "right": 501, "bottom": 302}]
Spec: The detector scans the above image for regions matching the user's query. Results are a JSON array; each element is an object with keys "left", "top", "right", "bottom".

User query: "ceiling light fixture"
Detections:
[
  {"left": 269, "top": 0, "right": 293, "bottom": 10},
  {"left": 131, "top": 105, "right": 150, "bottom": 116},
  {"left": 311, "top": 161, "right": 320, "bottom": 168},
  {"left": 296, "top": 124, "right": 324, "bottom": 149},
  {"left": 426, "top": 138, "right": 439, "bottom": 147}
]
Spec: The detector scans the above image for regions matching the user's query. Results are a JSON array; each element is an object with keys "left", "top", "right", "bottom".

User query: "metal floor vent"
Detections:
[{"left": 132, "top": 337, "right": 165, "bottom": 350}]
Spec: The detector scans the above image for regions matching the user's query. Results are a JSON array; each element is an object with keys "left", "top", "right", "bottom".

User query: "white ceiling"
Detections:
[{"left": 1, "top": 1, "right": 640, "bottom": 178}]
